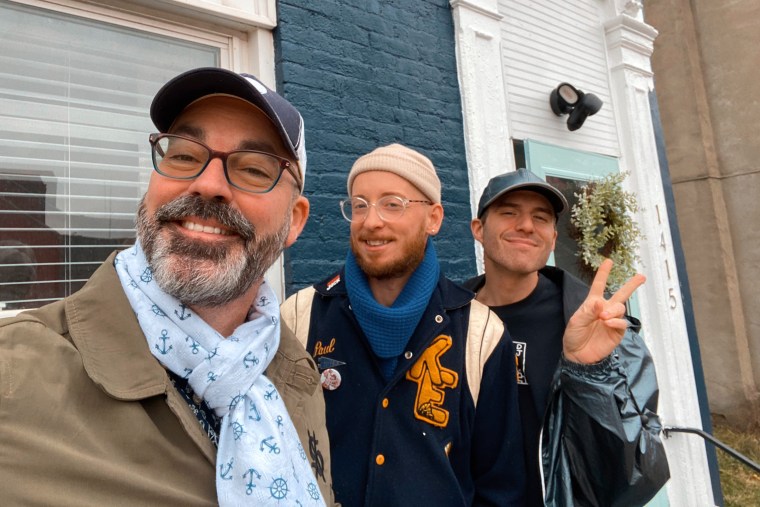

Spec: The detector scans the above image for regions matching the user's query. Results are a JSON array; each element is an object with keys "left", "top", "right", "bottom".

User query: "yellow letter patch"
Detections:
[{"left": 406, "top": 335, "right": 458, "bottom": 428}]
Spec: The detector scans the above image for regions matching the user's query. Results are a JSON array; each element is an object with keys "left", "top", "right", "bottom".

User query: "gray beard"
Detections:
[{"left": 136, "top": 195, "right": 290, "bottom": 307}]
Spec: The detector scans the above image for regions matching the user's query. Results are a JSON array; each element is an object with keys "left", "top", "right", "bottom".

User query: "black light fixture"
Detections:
[{"left": 549, "top": 82, "right": 603, "bottom": 131}]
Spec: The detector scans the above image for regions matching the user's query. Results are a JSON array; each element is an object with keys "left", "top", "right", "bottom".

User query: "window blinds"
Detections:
[{"left": 0, "top": 2, "right": 219, "bottom": 310}]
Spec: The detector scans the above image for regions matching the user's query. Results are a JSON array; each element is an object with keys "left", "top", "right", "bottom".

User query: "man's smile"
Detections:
[{"left": 180, "top": 219, "right": 232, "bottom": 236}]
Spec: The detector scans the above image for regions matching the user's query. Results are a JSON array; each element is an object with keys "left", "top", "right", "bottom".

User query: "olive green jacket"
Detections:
[{"left": 0, "top": 253, "right": 335, "bottom": 506}]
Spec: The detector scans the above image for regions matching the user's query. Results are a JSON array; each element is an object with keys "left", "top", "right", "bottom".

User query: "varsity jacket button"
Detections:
[
  {"left": 382, "top": 398, "right": 389, "bottom": 408},
  {"left": 435, "top": 314, "right": 443, "bottom": 323},
  {"left": 404, "top": 351, "right": 413, "bottom": 360},
  {"left": 375, "top": 454, "right": 385, "bottom": 465}
]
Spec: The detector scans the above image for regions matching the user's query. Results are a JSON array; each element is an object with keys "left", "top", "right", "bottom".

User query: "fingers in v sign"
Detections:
[{"left": 563, "top": 258, "right": 646, "bottom": 364}]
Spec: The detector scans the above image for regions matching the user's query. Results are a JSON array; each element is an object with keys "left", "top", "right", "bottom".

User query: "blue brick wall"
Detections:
[{"left": 275, "top": 0, "right": 476, "bottom": 294}]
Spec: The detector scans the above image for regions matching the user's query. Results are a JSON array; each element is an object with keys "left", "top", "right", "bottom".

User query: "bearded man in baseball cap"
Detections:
[{"left": 0, "top": 67, "right": 335, "bottom": 506}]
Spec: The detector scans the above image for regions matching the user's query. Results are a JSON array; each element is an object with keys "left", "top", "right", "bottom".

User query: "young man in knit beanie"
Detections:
[{"left": 281, "top": 143, "right": 526, "bottom": 506}]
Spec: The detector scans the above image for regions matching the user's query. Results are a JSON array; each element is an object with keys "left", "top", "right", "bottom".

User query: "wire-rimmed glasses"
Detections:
[
  {"left": 340, "top": 195, "right": 432, "bottom": 222},
  {"left": 149, "top": 133, "right": 299, "bottom": 194}
]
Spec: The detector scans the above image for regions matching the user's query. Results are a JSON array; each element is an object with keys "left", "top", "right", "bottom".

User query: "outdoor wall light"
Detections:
[{"left": 549, "top": 82, "right": 603, "bottom": 131}]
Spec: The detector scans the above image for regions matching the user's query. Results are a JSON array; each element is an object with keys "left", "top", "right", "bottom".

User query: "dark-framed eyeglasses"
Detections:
[
  {"left": 340, "top": 195, "right": 432, "bottom": 223},
  {"left": 148, "top": 133, "right": 299, "bottom": 194}
]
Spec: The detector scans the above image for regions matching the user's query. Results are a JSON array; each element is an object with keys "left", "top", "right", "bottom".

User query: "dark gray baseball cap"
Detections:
[{"left": 476, "top": 168, "right": 568, "bottom": 218}]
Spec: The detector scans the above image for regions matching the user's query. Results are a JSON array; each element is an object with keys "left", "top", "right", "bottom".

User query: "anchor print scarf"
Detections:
[{"left": 115, "top": 243, "right": 325, "bottom": 506}]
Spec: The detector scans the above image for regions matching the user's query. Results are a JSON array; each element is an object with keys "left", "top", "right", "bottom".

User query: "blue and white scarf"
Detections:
[{"left": 115, "top": 243, "right": 325, "bottom": 506}]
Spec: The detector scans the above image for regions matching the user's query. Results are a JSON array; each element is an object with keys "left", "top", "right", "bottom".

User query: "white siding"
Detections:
[{"left": 498, "top": 0, "right": 620, "bottom": 156}]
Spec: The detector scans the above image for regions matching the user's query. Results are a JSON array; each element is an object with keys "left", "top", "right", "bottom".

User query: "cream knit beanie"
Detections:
[{"left": 347, "top": 143, "right": 441, "bottom": 203}]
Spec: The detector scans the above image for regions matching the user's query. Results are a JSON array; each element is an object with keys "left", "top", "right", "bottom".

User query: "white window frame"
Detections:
[{"left": 1, "top": 0, "right": 286, "bottom": 317}]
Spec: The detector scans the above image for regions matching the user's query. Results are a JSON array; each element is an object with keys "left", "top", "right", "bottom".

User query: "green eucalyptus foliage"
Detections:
[{"left": 570, "top": 171, "right": 642, "bottom": 291}]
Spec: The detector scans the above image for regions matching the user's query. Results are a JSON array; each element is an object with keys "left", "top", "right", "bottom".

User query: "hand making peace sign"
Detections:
[{"left": 563, "top": 259, "right": 646, "bottom": 365}]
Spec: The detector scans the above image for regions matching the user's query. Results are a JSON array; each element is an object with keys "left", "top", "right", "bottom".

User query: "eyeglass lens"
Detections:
[
  {"left": 152, "top": 135, "right": 285, "bottom": 193},
  {"left": 341, "top": 196, "right": 411, "bottom": 222}
]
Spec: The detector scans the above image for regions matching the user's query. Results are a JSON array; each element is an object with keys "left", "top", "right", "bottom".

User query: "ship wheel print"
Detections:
[
  {"left": 269, "top": 477, "right": 289, "bottom": 500},
  {"left": 307, "top": 482, "right": 321, "bottom": 500}
]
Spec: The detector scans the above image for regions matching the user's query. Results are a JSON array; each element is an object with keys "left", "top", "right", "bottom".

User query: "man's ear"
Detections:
[
  {"left": 426, "top": 202, "right": 444, "bottom": 235},
  {"left": 470, "top": 217, "right": 484, "bottom": 244},
  {"left": 284, "top": 195, "right": 309, "bottom": 248}
]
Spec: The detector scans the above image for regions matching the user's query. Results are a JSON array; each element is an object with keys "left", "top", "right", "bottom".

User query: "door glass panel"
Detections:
[
  {"left": 545, "top": 175, "right": 591, "bottom": 284},
  {"left": 523, "top": 139, "right": 619, "bottom": 286}
]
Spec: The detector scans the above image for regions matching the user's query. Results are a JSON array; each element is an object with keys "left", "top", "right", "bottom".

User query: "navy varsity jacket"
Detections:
[{"left": 281, "top": 269, "right": 525, "bottom": 507}]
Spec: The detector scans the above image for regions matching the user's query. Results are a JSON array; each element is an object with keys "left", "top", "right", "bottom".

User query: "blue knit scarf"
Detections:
[{"left": 345, "top": 238, "right": 439, "bottom": 379}]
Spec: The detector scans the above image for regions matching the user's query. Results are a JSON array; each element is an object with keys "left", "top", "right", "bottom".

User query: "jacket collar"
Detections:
[
  {"left": 463, "top": 266, "right": 586, "bottom": 324},
  {"left": 266, "top": 322, "right": 320, "bottom": 397},
  {"left": 538, "top": 265, "right": 585, "bottom": 324},
  {"left": 314, "top": 267, "right": 474, "bottom": 311},
  {"left": 67, "top": 253, "right": 320, "bottom": 401},
  {"left": 65, "top": 252, "right": 175, "bottom": 400},
  {"left": 465, "top": 266, "right": 642, "bottom": 333}
]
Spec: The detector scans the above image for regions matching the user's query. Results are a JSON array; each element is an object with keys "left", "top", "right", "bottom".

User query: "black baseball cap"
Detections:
[
  {"left": 476, "top": 168, "right": 568, "bottom": 218},
  {"left": 150, "top": 67, "right": 306, "bottom": 190}
]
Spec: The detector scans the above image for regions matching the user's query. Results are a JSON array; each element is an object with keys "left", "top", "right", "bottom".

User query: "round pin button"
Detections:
[
  {"left": 375, "top": 454, "right": 385, "bottom": 465},
  {"left": 320, "top": 368, "right": 342, "bottom": 390},
  {"left": 382, "top": 398, "right": 389, "bottom": 408}
]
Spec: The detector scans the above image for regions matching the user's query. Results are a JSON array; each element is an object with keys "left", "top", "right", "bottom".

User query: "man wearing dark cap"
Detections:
[
  {"left": 464, "top": 168, "right": 670, "bottom": 507},
  {"left": 0, "top": 68, "right": 334, "bottom": 506}
]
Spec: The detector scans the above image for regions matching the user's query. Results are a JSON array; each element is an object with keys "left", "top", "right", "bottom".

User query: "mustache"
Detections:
[{"left": 153, "top": 195, "right": 254, "bottom": 240}]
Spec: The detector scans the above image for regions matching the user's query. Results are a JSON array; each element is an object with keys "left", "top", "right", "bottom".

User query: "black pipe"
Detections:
[{"left": 663, "top": 426, "right": 760, "bottom": 474}]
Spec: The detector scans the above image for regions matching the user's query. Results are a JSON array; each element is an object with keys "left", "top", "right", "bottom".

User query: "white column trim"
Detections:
[
  {"left": 450, "top": 0, "right": 502, "bottom": 20},
  {"left": 155, "top": 0, "right": 277, "bottom": 28},
  {"left": 603, "top": 12, "right": 716, "bottom": 506},
  {"left": 451, "top": 0, "right": 512, "bottom": 272}
]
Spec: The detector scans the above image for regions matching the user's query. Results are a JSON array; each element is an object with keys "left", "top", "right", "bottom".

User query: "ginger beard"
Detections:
[
  {"left": 350, "top": 222, "right": 428, "bottom": 281},
  {"left": 136, "top": 194, "right": 291, "bottom": 306}
]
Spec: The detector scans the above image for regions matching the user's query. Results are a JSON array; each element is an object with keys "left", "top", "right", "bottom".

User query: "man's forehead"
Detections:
[
  {"left": 170, "top": 95, "right": 273, "bottom": 129},
  {"left": 493, "top": 189, "right": 554, "bottom": 209},
  {"left": 170, "top": 123, "right": 279, "bottom": 153},
  {"left": 169, "top": 98, "right": 287, "bottom": 151}
]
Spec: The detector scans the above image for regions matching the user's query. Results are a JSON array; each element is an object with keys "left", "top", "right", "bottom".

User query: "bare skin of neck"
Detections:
[
  {"left": 368, "top": 272, "right": 414, "bottom": 307},
  {"left": 188, "top": 281, "right": 262, "bottom": 337},
  {"left": 476, "top": 267, "right": 540, "bottom": 307}
]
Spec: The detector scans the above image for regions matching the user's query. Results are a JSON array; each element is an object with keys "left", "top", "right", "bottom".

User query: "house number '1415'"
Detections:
[{"left": 656, "top": 205, "right": 678, "bottom": 309}]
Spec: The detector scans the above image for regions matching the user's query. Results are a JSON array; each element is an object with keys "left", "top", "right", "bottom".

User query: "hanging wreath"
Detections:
[{"left": 570, "top": 171, "right": 642, "bottom": 291}]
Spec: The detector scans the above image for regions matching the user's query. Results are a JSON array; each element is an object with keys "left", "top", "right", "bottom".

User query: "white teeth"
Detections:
[
  {"left": 366, "top": 240, "right": 389, "bottom": 246},
  {"left": 181, "top": 221, "right": 229, "bottom": 235}
]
